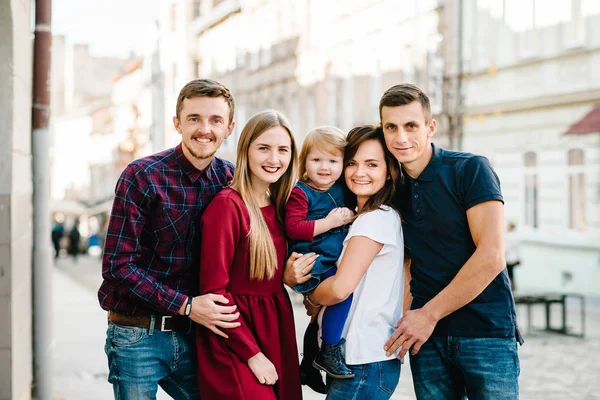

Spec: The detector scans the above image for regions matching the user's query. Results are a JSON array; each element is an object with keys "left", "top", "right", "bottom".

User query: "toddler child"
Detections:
[{"left": 285, "top": 126, "right": 355, "bottom": 393}]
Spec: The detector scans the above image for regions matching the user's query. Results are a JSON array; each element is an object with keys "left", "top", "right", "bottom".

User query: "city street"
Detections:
[{"left": 53, "top": 255, "right": 600, "bottom": 400}]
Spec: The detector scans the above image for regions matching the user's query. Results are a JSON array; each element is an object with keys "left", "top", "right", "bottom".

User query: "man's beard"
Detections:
[{"left": 183, "top": 139, "right": 216, "bottom": 160}]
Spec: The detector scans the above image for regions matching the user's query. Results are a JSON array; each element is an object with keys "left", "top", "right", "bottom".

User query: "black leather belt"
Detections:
[{"left": 108, "top": 311, "right": 193, "bottom": 332}]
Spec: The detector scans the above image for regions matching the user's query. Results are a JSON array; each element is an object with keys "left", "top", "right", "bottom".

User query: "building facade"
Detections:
[
  {"left": 159, "top": 0, "right": 446, "bottom": 159},
  {"left": 457, "top": 0, "right": 600, "bottom": 294},
  {"left": 157, "top": 0, "right": 600, "bottom": 296}
]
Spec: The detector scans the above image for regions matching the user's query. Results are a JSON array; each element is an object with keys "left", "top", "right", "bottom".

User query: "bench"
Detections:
[{"left": 514, "top": 293, "right": 585, "bottom": 338}]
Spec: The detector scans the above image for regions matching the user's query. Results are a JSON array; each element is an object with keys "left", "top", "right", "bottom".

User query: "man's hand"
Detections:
[
  {"left": 383, "top": 307, "right": 438, "bottom": 359},
  {"left": 184, "top": 294, "right": 241, "bottom": 338},
  {"left": 247, "top": 352, "right": 279, "bottom": 385},
  {"left": 283, "top": 252, "right": 318, "bottom": 287}
]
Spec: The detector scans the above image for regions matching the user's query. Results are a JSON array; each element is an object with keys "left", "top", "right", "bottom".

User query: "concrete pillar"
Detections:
[{"left": 0, "top": 0, "right": 34, "bottom": 399}]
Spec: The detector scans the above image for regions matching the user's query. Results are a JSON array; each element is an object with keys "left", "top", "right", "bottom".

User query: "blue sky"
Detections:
[{"left": 52, "top": 0, "right": 159, "bottom": 58}]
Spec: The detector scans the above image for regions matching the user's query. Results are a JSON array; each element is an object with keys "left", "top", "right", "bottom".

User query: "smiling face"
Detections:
[
  {"left": 248, "top": 126, "right": 293, "bottom": 191},
  {"left": 304, "top": 147, "right": 344, "bottom": 190},
  {"left": 173, "top": 96, "right": 235, "bottom": 169},
  {"left": 381, "top": 101, "right": 436, "bottom": 177},
  {"left": 344, "top": 139, "right": 388, "bottom": 210}
]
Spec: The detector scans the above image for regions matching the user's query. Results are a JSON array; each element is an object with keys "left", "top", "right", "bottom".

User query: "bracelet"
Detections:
[{"left": 304, "top": 294, "right": 320, "bottom": 308}]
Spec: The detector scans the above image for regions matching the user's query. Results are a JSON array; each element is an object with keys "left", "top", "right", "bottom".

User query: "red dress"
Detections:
[{"left": 196, "top": 188, "right": 302, "bottom": 400}]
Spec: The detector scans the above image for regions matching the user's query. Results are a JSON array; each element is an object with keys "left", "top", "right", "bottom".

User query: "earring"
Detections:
[{"left": 386, "top": 176, "right": 391, "bottom": 180}]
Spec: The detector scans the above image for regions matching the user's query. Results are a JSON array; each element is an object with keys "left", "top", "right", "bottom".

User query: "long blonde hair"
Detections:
[{"left": 230, "top": 110, "right": 299, "bottom": 281}]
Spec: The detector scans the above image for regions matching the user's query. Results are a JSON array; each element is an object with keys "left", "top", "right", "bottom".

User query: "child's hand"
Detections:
[
  {"left": 247, "top": 352, "right": 279, "bottom": 385},
  {"left": 339, "top": 207, "right": 354, "bottom": 221},
  {"left": 326, "top": 207, "right": 354, "bottom": 228}
]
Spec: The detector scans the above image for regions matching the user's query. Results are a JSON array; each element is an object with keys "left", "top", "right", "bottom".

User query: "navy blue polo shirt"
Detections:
[{"left": 397, "top": 143, "right": 520, "bottom": 339}]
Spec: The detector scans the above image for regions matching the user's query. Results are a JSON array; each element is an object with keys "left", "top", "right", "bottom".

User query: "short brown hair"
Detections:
[
  {"left": 343, "top": 125, "right": 401, "bottom": 218},
  {"left": 379, "top": 84, "right": 431, "bottom": 123},
  {"left": 175, "top": 79, "right": 235, "bottom": 123}
]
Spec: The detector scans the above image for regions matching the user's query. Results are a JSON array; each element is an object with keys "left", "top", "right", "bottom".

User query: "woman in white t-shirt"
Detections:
[{"left": 305, "top": 124, "right": 406, "bottom": 399}]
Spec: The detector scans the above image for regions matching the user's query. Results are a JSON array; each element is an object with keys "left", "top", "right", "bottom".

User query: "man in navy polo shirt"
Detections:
[{"left": 381, "top": 84, "right": 522, "bottom": 399}]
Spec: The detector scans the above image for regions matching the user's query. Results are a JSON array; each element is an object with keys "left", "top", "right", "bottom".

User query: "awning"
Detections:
[
  {"left": 50, "top": 199, "right": 87, "bottom": 216},
  {"left": 565, "top": 104, "right": 600, "bottom": 135},
  {"left": 86, "top": 198, "right": 114, "bottom": 216}
]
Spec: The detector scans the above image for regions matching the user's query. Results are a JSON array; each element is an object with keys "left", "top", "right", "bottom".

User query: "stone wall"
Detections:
[{"left": 0, "top": 0, "right": 34, "bottom": 399}]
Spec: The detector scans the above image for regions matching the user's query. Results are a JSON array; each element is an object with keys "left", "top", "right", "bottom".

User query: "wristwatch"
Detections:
[{"left": 184, "top": 296, "right": 193, "bottom": 316}]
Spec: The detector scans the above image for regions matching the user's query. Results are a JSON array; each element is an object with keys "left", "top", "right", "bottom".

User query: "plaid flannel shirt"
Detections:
[{"left": 98, "top": 144, "right": 234, "bottom": 316}]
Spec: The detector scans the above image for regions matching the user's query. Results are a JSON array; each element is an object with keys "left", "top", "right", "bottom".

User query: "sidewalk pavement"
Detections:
[{"left": 53, "top": 255, "right": 600, "bottom": 399}]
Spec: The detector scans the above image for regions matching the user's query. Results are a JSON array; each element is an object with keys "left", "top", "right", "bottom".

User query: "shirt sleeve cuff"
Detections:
[{"left": 166, "top": 292, "right": 188, "bottom": 316}]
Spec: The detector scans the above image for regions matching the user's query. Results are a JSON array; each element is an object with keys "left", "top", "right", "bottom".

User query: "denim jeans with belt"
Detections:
[
  {"left": 326, "top": 358, "right": 401, "bottom": 400},
  {"left": 410, "top": 336, "right": 520, "bottom": 400},
  {"left": 104, "top": 319, "right": 200, "bottom": 400}
]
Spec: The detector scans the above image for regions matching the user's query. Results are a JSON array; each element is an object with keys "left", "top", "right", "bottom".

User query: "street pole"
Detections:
[{"left": 31, "top": 0, "right": 53, "bottom": 398}]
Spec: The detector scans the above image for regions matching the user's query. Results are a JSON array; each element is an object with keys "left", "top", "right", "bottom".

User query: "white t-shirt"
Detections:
[{"left": 321, "top": 205, "right": 404, "bottom": 365}]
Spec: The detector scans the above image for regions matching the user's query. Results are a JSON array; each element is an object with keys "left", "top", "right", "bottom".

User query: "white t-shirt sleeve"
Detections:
[{"left": 344, "top": 207, "right": 401, "bottom": 255}]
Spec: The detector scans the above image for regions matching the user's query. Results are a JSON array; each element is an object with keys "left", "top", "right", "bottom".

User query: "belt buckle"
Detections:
[{"left": 160, "top": 316, "right": 172, "bottom": 332}]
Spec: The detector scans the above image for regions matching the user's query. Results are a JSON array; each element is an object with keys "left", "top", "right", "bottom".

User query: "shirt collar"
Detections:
[
  {"left": 405, "top": 143, "right": 443, "bottom": 182},
  {"left": 175, "top": 143, "right": 212, "bottom": 182}
]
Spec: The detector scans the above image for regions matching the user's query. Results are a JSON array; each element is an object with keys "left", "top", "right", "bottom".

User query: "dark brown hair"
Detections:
[
  {"left": 343, "top": 125, "right": 401, "bottom": 218},
  {"left": 175, "top": 79, "right": 235, "bottom": 123},
  {"left": 379, "top": 83, "right": 431, "bottom": 123}
]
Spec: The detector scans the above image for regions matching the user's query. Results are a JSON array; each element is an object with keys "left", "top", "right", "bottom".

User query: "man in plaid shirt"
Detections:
[{"left": 98, "top": 79, "right": 241, "bottom": 398}]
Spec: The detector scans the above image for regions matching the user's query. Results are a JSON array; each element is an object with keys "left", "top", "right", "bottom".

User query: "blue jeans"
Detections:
[
  {"left": 410, "top": 336, "right": 520, "bottom": 400},
  {"left": 105, "top": 321, "right": 200, "bottom": 399},
  {"left": 326, "top": 359, "right": 401, "bottom": 400}
]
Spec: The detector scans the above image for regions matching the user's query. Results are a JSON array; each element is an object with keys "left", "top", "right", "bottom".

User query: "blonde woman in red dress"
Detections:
[{"left": 196, "top": 109, "right": 303, "bottom": 400}]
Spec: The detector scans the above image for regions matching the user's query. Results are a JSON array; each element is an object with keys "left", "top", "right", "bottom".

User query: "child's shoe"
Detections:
[
  {"left": 313, "top": 338, "right": 354, "bottom": 379},
  {"left": 299, "top": 322, "right": 327, "bottom": 393},
  {"left": 300, "top": 361, "right": 327, "bottom": 394}
]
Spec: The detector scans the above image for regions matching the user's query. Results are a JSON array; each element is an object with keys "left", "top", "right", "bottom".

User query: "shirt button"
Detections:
[
  {"left": 414, "top": 182, "right": 419, "bottom": 187},
  {"left": 414, "top": 194, "right": 419, "bottom": 199},
  {"left": 416, "top": 208, "right": 421, "bottom": 213}
]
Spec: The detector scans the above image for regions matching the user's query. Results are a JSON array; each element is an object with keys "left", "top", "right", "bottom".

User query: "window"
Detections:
[
  {"left": 582, "top": 0, "right": 600, "bottom": 16},
  {"left": 306, "top": 93, "right": 316, "bottom": 134},
  {"left": 326, "top": 77, "right": 337, "bottom": 126},
  {"left": 171, "top": 64, "right": 178, "bottom": 94},
  {"left": 568, "top": 149, "right": 586, "bottom": 231},
  {"left": 193, "top": 59, "right": 202, "bottom": 78},
  {"left": 193, "top": 0, "right": 202, "bottom": 18},
  {"left": 170, "top": 4, "right": 177, "bottom": 32},
  {"left": 289, "top": 95, "right": 301, "bottom": 143},
  {"left": 371, "top": 64, "right": 382, "bottom": 120},
  {"left": 524, "top": 151, "right": 538, "bottom": 228}
]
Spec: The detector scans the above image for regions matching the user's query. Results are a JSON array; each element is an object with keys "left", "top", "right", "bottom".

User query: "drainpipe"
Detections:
[
  {"left": 456, "top": 0, "right": 464, "bottom": 151},
  {"left": 31, "top": 0, "right": 53, "bottom": 398}
]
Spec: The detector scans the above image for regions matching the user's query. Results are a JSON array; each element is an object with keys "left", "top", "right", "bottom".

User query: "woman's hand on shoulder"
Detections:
[{"left": 247, "top": 352, "right": 278, "bottom": 385}]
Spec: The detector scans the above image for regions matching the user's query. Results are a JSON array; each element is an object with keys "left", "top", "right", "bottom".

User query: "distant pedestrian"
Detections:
[
  {"left": 505, "top": 221, "right": 520, "bottom": 291},
  {"left": 382, "top": 84, "right": 522, "bottom": 399},
  {"left": 68, "top": 219, "right": 81, "bottom": 262},
  {"left": 51, "top": 221, "right": 64, "bottom": 259}
]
